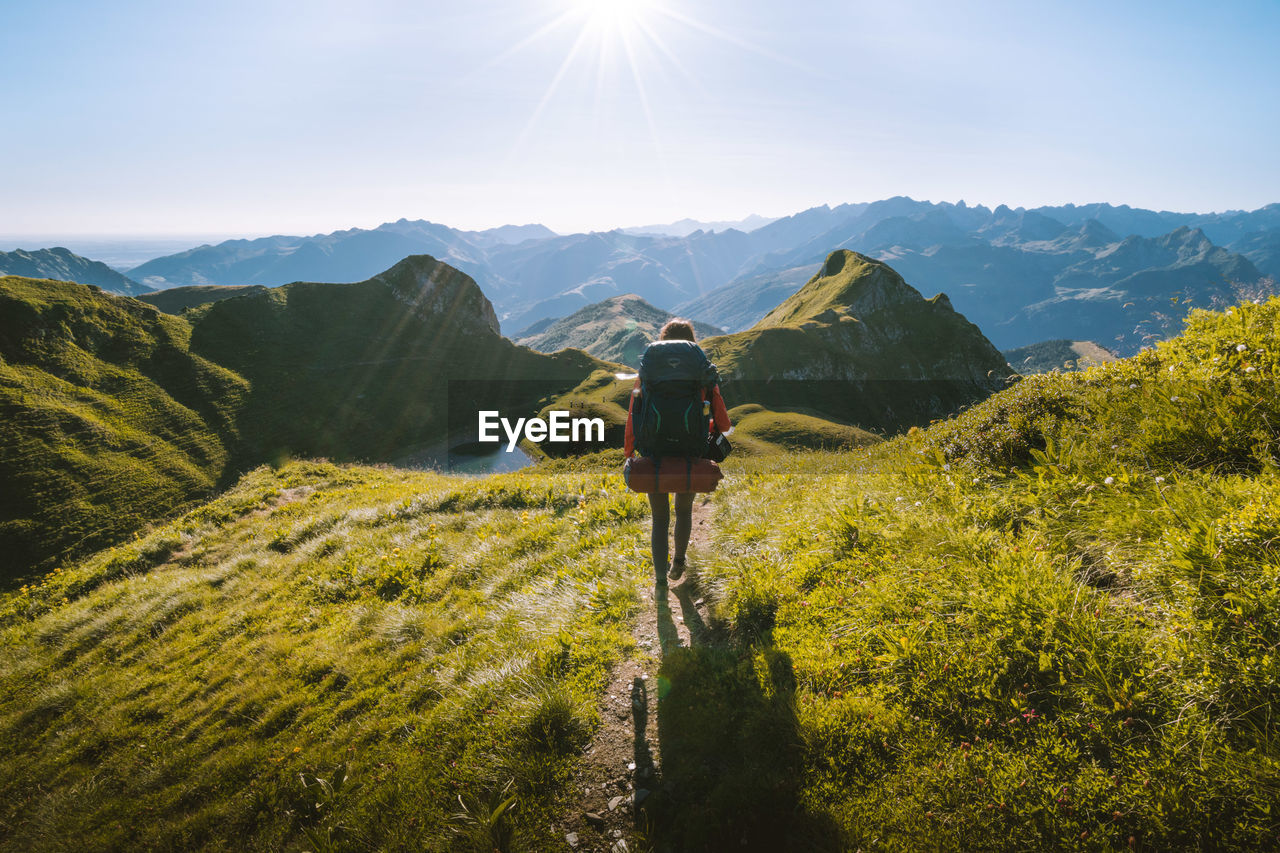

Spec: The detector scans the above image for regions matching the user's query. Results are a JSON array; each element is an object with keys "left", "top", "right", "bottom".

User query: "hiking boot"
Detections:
[{"left": 668, "top": 558, "right": 686, "bottom": 581}]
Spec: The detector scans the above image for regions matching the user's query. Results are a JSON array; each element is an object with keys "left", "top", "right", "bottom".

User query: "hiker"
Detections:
[{"left": 624, "top": 319, "right": 732, "bottom": 586}]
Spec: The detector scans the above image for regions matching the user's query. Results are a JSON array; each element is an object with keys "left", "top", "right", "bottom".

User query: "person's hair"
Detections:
[{"left": 658, "top": 318, "right": 696, "bottom": 341}]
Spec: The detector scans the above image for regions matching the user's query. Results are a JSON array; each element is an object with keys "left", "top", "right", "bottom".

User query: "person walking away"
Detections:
[{"left": 623, "top": 319, "right": 732, "bottom": 586}]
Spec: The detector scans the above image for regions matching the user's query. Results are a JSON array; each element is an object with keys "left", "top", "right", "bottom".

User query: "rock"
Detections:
[
  {"left": 584, "top": 812, "right": 605, "bottom": 829},
  {"left": 612, "top": 829, "right": 624, "bottom": 838},
  {"left": 612, "top": 841, "right": 629, "bottom": 853},
  {"left": 609, "top": 794, "right": 631, "bottom": 811},
  {"left": 566, "top": 831, "right": 580, "bottom": 848}
]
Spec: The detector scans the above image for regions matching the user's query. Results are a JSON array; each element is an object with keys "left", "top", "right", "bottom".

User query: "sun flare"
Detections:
[{"left": 580, "top": 0, "right": 656, "bottom": 33}]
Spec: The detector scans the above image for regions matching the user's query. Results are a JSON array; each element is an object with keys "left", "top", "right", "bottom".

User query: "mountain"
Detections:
[
  {"left": 701, "top": 250, "right": 1010, "bottom": 432},
  {"left": 622, "top": 213, "right": 778, "bottom": 237},
  {"left": 0, "top": 275, "right": 248, "bottom": 573},
  {"left": 137, "top": 284, "right": 269, "bottom": 314},
  {"left": 184, "top": 255, "right": 603, "bottom": 464},
  {"left": 0, "top": 256, "right": 605, "bottom": 577},
  {"left": 1003, "top": 339, "right": 1118, "bottom": 374},
  {"left": 466, "top": 223, "right": 558, "bottom": 247},
  {"left": 125, "top": 220, "right": 498, "bottom": 296},
  {"left": 0, "top": 247, "right": 151, "bottom": 296},
  {"left": 1231, "top": 228, "right": 1280, "bottom": 280},
  {"left": 695, "top": 203, "right": 1267, "bottom": 353},
  {"left": 677, "top": 264, "right": 821, "bottom": 333},
  {"left": 516, "top": 293, "right": 722, "bottom": 365}
]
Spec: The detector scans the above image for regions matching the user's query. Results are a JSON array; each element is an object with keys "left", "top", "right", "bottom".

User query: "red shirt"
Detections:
[{"left": 624, "top": 380, "right": 732, "bottom": 458}]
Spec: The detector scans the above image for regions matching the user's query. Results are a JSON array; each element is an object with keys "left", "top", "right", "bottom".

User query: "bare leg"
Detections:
[
  {"left": 673, "top": 492, "right": 695, "bottom": 564},
  {"left": 648, "top": 492, "right": 670, "bottom": 582}
]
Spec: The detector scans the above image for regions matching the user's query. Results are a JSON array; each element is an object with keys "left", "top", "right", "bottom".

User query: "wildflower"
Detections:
[
  {"left": 1168, "top": 365, "right": 1176, "bottom": 373},
  {"left": 942, "top": 463, "right": 951, "bottom": 471},
  {"left": 914, "top": 501, "right": 922, "bottom": 507},
  {"left": 1154, "top": 476, "right": 1165, "bottom": 484},
  {"left": 972, "top": 477, "right": 981, "bottom": 484},
  {"left": 1237, "top": 343, "right": 1248, "bottom": 352},
  {"left": 1170, "top": 396, "right": 1179, "bottom": 403},
  {"left": 895, "top": 497, "right": 904, "bottom": 503},
  {"left": 1245, "top": 366, "right": 1256, "bottom": 373},
  {"left": 1104, "top": 476, "right": 1115, "bottom": 485},
  {"left": 1128, "top": 383, "right": 1138, "bottom": 389}
]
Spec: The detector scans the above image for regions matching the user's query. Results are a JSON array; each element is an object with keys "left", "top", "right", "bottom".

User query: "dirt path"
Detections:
[{"left": 555, "top": 496, "right": 717, "bottom": 852}]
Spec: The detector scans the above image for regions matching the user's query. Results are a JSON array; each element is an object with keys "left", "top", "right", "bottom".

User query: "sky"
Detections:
[{"left": 2, "top": 0, "right": 1278, "bottom": 238}]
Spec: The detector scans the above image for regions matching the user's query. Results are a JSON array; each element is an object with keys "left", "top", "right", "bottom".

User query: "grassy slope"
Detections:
[
  {"left": 3, "top": 299, "right": 1279, "bottom": 851},
  {"left": 138, "top": 285, "right": 270, "bottom": 315},
  {"left": 0, "top": 462, "right": 651, "bottom": 852},
  {"left": 666, "top": 298, "right": 1280, "bottom": 849},
  {"left": 0, "top": 276, "right": 248, "bottom": 576},
  {"left": 1004, "top": 339, "right": 1118, "bottom": 375},
  {"left": 702, "top": 251, "right": 1010, "bottom": 433},
  {"left": 187, "top": 263, "right": 604, "bottom": 464}
]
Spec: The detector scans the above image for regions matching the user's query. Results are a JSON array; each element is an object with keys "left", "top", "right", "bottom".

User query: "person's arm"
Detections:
[
  {"left": 624, "top": 380, "right": 639, "bottom": 457},
  {"left": 710, "top": 385, "right": 732, "bottom": 435}
]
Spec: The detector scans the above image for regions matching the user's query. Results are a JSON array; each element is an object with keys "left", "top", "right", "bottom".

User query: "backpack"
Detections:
[{"left": 634, "top": 340, "right": 719, "bottom": 458}]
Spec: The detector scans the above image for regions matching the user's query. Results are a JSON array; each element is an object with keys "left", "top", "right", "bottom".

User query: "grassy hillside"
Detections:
[
  {"left": 4, "top": 296, "right": 1278, "bottom": 851},
  {"left": 0, "top": 462, "right": 650, "bottom": 851},
  {"left": 187, "top": 255, "right": 604, "bottom": 463},
  {"left": 516, "top": 293, "right": 721, "bottom": 366},
  {"left": 1004, "top": 339, "right": 1118, "bottom": 374},
  {"left": 138, "top": 285, "right": 270, "bottom": 315},
  {"left": 668, "top": 297, "right": 1280, "bottom": 849},
  {"left": 703, "top": 251, "right": 1010, "bottom": 432},
  {"left": 0, "top": 276, "right": 248, "bottom": 577}
]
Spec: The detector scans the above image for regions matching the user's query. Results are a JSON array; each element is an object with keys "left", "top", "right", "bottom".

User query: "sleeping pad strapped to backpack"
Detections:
[{"left": 634, "top": 339, "right": 719, "bottom": 458}]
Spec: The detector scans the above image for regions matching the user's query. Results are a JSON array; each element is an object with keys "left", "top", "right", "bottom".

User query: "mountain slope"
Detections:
[
  {"left": 677, "top": 263, "right": 821, "bottom": 333},
  {"left": 516, "top": 293, "right": 722, "bottom": 365},
  {"left": 0, "top": 276, "right": 248, "bottom": 574},
  {"left": 1002, "top": 339, "right": 1118, "bottom": 374},
  {"left": 185, "top": 255, "right": 604, "bottom": 463},
  {"left": 137, "top": 285, "right": 270, "bottom": 314},
  {"left": 0, "top": 248, "right": 150, "bottom": 296},
  {"left": 702, "top": 250, "right": 1010, "bottom": 432}
]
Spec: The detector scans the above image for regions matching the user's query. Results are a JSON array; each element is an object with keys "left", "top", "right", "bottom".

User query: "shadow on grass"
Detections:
[{"left": 641, "top": 585, "right": 840, "bottom": 852}]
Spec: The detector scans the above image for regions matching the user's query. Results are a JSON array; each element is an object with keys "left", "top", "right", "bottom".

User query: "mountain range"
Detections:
[
  {"left": 93, "top": 198, "right": 1276, "bottom": 353},
  {"left": 0, "top": 247, "right": 150, "bottom": 296}
]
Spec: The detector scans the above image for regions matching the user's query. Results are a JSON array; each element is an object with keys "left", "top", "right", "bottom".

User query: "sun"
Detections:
[{"left": 580, "top": 0, "right": 655, "bottom": 33}]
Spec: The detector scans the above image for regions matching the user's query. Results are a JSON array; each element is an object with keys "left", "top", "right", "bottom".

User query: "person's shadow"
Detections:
[{"left": 638, "top": 580, "right": 839, "bottom": 851}]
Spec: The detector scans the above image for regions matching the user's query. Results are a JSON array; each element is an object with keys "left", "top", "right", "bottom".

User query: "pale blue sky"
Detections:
[{"left": 2, "top": 0, "right": 1277, "bottom": 236}]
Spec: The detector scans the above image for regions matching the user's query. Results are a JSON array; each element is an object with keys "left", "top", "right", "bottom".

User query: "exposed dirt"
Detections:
[{"left": 553, "top": 496, "right": 717, "bottom": 852}]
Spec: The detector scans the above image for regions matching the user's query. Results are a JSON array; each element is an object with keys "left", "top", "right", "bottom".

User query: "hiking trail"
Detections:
[{"left": 553, "top": 496, "right": 718, "bottom": 852}]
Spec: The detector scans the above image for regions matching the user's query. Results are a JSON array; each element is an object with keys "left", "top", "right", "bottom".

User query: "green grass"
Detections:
[
  {"left": 660, "top": 298, "right": 1280, "bottom": 850},
  {"left": 728, "top": 403, "right": 882, "bottom": 452},
  {"left": 0, "top": 276, "right": 248, "bottom": 578},
  {"left": 0, "top": 461, "right": 651, "bottom": 851},
  {"left": 4, "top": 295, "right": 1280, "bottom": 851}
]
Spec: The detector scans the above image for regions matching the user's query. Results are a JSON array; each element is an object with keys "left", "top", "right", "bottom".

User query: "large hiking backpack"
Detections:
[{"left": 634, "top": 339, "right": 719, "bottom": 458}]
